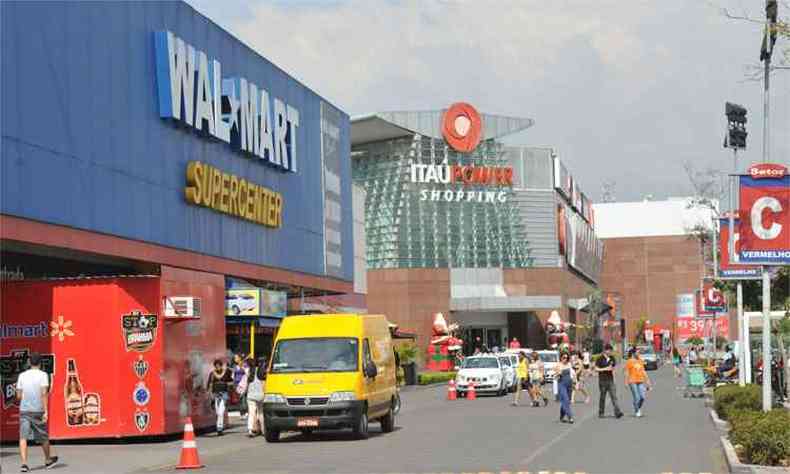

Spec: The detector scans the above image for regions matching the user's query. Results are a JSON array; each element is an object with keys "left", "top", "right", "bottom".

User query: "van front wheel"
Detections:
[
  {"left": 380, "top": 406, "right": 395, "bottom": 433},
  {"left": 353, "top": 412, "right": 369, "bottom": 439},
  {"left": 264, "top": 427, "right": 280, "bottom": 443}
]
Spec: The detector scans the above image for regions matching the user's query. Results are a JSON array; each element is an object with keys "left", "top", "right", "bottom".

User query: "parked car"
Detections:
[
  {"left": 225, "top": 293, "right": 257, "bottom": 315},
  {"left": 638, "top": 345, "right": 661, "bottom": 370},
  {"left": 497, "top": 354, "right": 518, "bottom": 392},
  {"left": 536, "top": 350, "right": 560, "bottom": 381},
  {"left": 455, "top": 355, "right": 507, "bottom": 396}
]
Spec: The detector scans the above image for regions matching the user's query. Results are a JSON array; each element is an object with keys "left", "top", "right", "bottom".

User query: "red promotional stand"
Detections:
[{"left": 1, "top": 270, "right": 225, "bottom": 441}]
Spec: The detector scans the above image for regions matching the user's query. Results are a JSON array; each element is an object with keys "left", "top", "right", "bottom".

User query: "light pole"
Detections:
[{"left": 758, "top": 0, "right": 777, "bottom": 412}]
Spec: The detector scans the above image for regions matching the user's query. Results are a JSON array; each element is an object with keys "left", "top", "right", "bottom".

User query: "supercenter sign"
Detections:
[
  {"left": 410, "top": 163, "right": 513, "bottom": 203},
  {"left": 155, "top": 31, "right": 300, "bottom": 173}
]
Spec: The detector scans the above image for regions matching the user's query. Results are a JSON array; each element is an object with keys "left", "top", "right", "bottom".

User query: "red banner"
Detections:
[
  {"left": 676, "top": 316, "right": 729, "bottom": 342},
  {"left": 738, "top": 169, "right": 790, "bottom": 265},
  {"left": 702, "top": 281, "right": 726, "bottom": 313},
  {"left": 718, "top": 217, "right": 761, "bottom": 279}
]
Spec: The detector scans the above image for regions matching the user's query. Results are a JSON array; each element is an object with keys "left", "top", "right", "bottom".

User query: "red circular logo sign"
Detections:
[{"left": 441, "top": 103, "right": 482, "bottom": 153}]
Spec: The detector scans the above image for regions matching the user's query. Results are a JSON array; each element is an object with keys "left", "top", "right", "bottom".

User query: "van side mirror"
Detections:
[{"left": 364, "top": 362, "right": 378, "bottom": 379}]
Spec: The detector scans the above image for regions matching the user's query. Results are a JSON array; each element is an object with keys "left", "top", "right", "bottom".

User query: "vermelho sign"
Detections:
[{"left": 738, "top": 163, "right": 790, "bottom": 265}]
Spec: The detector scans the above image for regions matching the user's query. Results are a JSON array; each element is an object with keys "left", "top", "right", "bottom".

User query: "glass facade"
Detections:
[{"left": 352, "top": 134, "right": 533, "bottom": 269}]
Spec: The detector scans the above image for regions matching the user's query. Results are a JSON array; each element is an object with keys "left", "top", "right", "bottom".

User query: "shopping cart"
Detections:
[{"left": 683, "top": 365, "right": 705, "bottom": 398}]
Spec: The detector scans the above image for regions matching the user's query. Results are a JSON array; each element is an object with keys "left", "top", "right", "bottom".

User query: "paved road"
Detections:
[{"left": 1, "top": 366, "right": 726, "bottom": 474}]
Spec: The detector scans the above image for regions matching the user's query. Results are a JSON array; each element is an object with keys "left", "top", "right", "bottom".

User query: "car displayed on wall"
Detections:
[
  {"left": 225, "top": 293, "right": 258, "bottom": 315},
  {"left": 455, "top": 355, "right": 507, "bottom": 396}
]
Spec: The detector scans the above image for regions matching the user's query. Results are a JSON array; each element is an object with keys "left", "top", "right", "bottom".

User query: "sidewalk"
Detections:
[{"left": 0, "top": 416, "right": 252, "bottom": 474}]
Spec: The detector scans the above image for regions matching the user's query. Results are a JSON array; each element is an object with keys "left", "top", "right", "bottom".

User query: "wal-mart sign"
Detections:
[{"left": 154, "top": 31, "right": 300, "bottom": 172}]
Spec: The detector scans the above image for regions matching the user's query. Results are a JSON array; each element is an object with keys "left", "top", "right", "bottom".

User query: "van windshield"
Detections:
[
  {"left": 539, "top": 352, "right": 559, "bottom": 363},
  {"left": 271, "top": 338, "right": 359, "bottom": 373}
]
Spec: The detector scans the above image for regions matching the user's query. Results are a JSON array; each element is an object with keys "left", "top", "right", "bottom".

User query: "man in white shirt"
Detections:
[{"left": 16, "top": 353, "right": 59, "bottom": 472}]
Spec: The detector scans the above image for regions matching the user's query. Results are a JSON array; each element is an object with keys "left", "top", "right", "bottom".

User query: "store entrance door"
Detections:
[{"left": 462, "top": 327, "right": 506, "bottom": 355}]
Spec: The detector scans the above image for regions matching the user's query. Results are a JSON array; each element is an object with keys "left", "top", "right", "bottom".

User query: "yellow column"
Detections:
[{"left": 250, "top": 321, "right": 255, "bottom": 358}]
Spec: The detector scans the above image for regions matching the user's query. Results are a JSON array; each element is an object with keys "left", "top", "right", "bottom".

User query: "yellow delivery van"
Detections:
[{"left": 262, "top": 313, "right": 398, "bottom": 441}]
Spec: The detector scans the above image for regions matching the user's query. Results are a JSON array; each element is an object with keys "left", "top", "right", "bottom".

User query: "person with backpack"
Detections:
[
  {"left": 245, "top": 358, "right": 266, "bottom": 437},
  {"left": 207, "top": 359, "right": 234, "bottom": 436}
]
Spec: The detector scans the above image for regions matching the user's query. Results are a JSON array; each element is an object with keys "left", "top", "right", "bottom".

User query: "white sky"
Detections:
[{"left": 187, "top": 0, "right": 790, "bottom": 202}]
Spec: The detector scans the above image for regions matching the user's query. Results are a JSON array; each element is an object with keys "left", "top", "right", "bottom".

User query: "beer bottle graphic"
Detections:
[{"left": 65, "top": 359, "right": 84, "bottom": 426}]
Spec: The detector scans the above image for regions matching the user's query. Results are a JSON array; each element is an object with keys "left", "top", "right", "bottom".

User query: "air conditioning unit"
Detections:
[{"left": 163, "top": 296, "right": 201, "bottom": 319}]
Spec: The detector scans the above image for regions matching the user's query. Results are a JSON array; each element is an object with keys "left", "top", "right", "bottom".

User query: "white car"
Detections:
[
  {"left": 455, "top": 355, "right": 507, "bottom": 396},
  {"left": 497, "top": 354, "right": 518, "bottom": 392},
  {"left": 536, "top": 350, "right": 559, "bottom": 381},
  {"left": 225, "top": 293, "right": 257, "bottom": 315}
]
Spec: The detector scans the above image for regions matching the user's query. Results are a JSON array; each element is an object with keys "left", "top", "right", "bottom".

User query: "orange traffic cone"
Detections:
[
  {"left": 176, "top": 417, "right": 204, "bottom": 470},
  {"left": 447, "top": 379, "right": 457, "bottom": 400},
  {"left": 467, "top": 382, "right": 476, "bottom": 400}
]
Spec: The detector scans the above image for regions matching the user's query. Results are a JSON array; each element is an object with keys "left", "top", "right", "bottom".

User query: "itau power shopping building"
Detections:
[
  {"left": 351, "top": 105, "right": 604, "bottom": 352},
  {"left": 1, "top": 1, "right": 352, "bottom": 439}
]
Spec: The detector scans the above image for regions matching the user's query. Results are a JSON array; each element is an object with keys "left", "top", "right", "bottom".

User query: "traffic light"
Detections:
[
  {"left": 725, "top": 102, "right": 747, "bottom": 149},
  {"left": 761, "top": 0, "right": 778, "bottom": 61}
]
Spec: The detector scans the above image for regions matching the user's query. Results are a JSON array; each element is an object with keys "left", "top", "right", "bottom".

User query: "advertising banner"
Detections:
[
  {"left": 718, "top": 217, "right": 761, "bottom": 279},
  {"left": 562, "top": 204, "right": 604, "bottom": 283},
  {"left": 702, "top": 281, "right": 727, "bottom": 313},
  {"left": 737, "top": 164, "right": 790, "bottom": 265},
  {"left": 676, "top": 293, "right": 696, "bottom": 318},
  {"left": 225, "top": 289, "right": 260, "bottom": 317},
  {"left": 676, "top": 316, "right": 729, "bottom": 342},
  {"left": 261, "top": 290, "right": 287, "bottom": 318},
  {"left": 553, "top": 157, "right": 572, "bottom": 200},
  {"left": 1, "top": 279, "right": 163, "bottom": 440}
]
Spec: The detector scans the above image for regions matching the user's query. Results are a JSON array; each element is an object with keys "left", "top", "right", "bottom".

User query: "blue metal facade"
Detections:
[{"left": 1, "top": 1, "right": 353, "bottom": 282}]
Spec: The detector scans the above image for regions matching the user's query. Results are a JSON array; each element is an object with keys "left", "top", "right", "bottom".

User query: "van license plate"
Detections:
[{"left": 297, "top": 417, "right": 319, "bottom": 427}]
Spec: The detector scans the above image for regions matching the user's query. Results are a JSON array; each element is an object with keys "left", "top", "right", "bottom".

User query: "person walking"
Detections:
[
  {"left": 245, "top": 358, "right": 266, "bottom": 437},
  {"left": 512, "top": 352, "right": 529, "bottom": 406},
  {"left": 231, "top": 354, "right": 247, "bottom": 418},
  {"left": 528, "top": 352, "right": 549, "bottom": 407},
  {"left": 207, "top": 359, "right": 234, "bottom": 435},
  {"left": 596, "top": 344, "right": 623, "bottom": 419},
  {"left": 672, "top": 346, "right": 682, "bottom": 378},
  {"left": 624, "top": 349, "right": 652, "bottom": 417},
  {"left": 16, "top": 353, "right": 59, "bottom": 472},
  {"left": 572, "top": 351, "right": 591, "bottom": 404},
  {"left": 555, "top": 352, "right": 576, "bottom": 423},
  {"left": 582, "top": 347, "right": 592, "bottom": 375}
]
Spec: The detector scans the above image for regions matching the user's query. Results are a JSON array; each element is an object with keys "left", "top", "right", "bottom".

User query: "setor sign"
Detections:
[{"left": 738, "top": 163, "right": 790, "bottom": 265}]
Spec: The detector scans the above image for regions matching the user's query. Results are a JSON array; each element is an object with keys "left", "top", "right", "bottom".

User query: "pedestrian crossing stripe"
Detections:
[{"left": 383, "top": 471, "right": 713, "bottom": 474}]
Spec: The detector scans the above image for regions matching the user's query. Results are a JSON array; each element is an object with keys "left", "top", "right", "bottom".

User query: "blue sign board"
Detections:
[{"left": 1, "top": 1, "right": 352, "bottom": 282}]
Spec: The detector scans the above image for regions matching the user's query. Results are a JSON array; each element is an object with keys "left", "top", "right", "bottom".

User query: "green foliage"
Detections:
[
  {"left": 395, "top": 342, "right": 420, "bottom": 366},
  {"left": 686, "top": 337, "right": 704, "bottom": 347},
  {"left": 714, "top": 384, "right": 762, "bottom": 420},
  {"left": 729, "top": 409, "right": 790, "bottom": 466},
  {"left": 417, "top": 371, "right": 457, "bottom": 385}
]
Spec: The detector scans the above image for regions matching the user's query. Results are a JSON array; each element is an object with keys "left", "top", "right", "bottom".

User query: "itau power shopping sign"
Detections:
[{"left": 738, "top": 163, "right": 790, "bottom": 265}]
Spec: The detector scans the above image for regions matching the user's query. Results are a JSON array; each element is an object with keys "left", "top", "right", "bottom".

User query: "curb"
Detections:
[
  {"left": 719, "top": 436, "right": 790, "bottom": 474},
  {"left": 709, "top": 409, "right": 730, "bottom": 435}
]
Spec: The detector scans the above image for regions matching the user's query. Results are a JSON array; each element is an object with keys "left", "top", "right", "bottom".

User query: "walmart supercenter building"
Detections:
[
  {"left": 352, "top": 106, "right": 605, "bottom": 352},
  {"left": 1, "top": 2, "right": 354, "bottom": 439}
]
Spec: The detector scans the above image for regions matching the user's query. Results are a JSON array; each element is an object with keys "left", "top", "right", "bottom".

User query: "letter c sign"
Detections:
[{"left": 751, "top": 196, "right": 783, "bottom": 240}]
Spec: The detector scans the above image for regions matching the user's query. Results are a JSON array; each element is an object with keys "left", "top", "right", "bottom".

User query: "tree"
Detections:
[{"left": 719, "top": 1, "right": 790, "bottom": 80}]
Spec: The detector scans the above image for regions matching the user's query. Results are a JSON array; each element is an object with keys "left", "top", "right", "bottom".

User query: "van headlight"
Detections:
[
  {"left": 263, "top": 393, "right": 286, "bottom": 404},
  {"left": 329, "top": 391, "right": 357, "bottom": 403}
]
